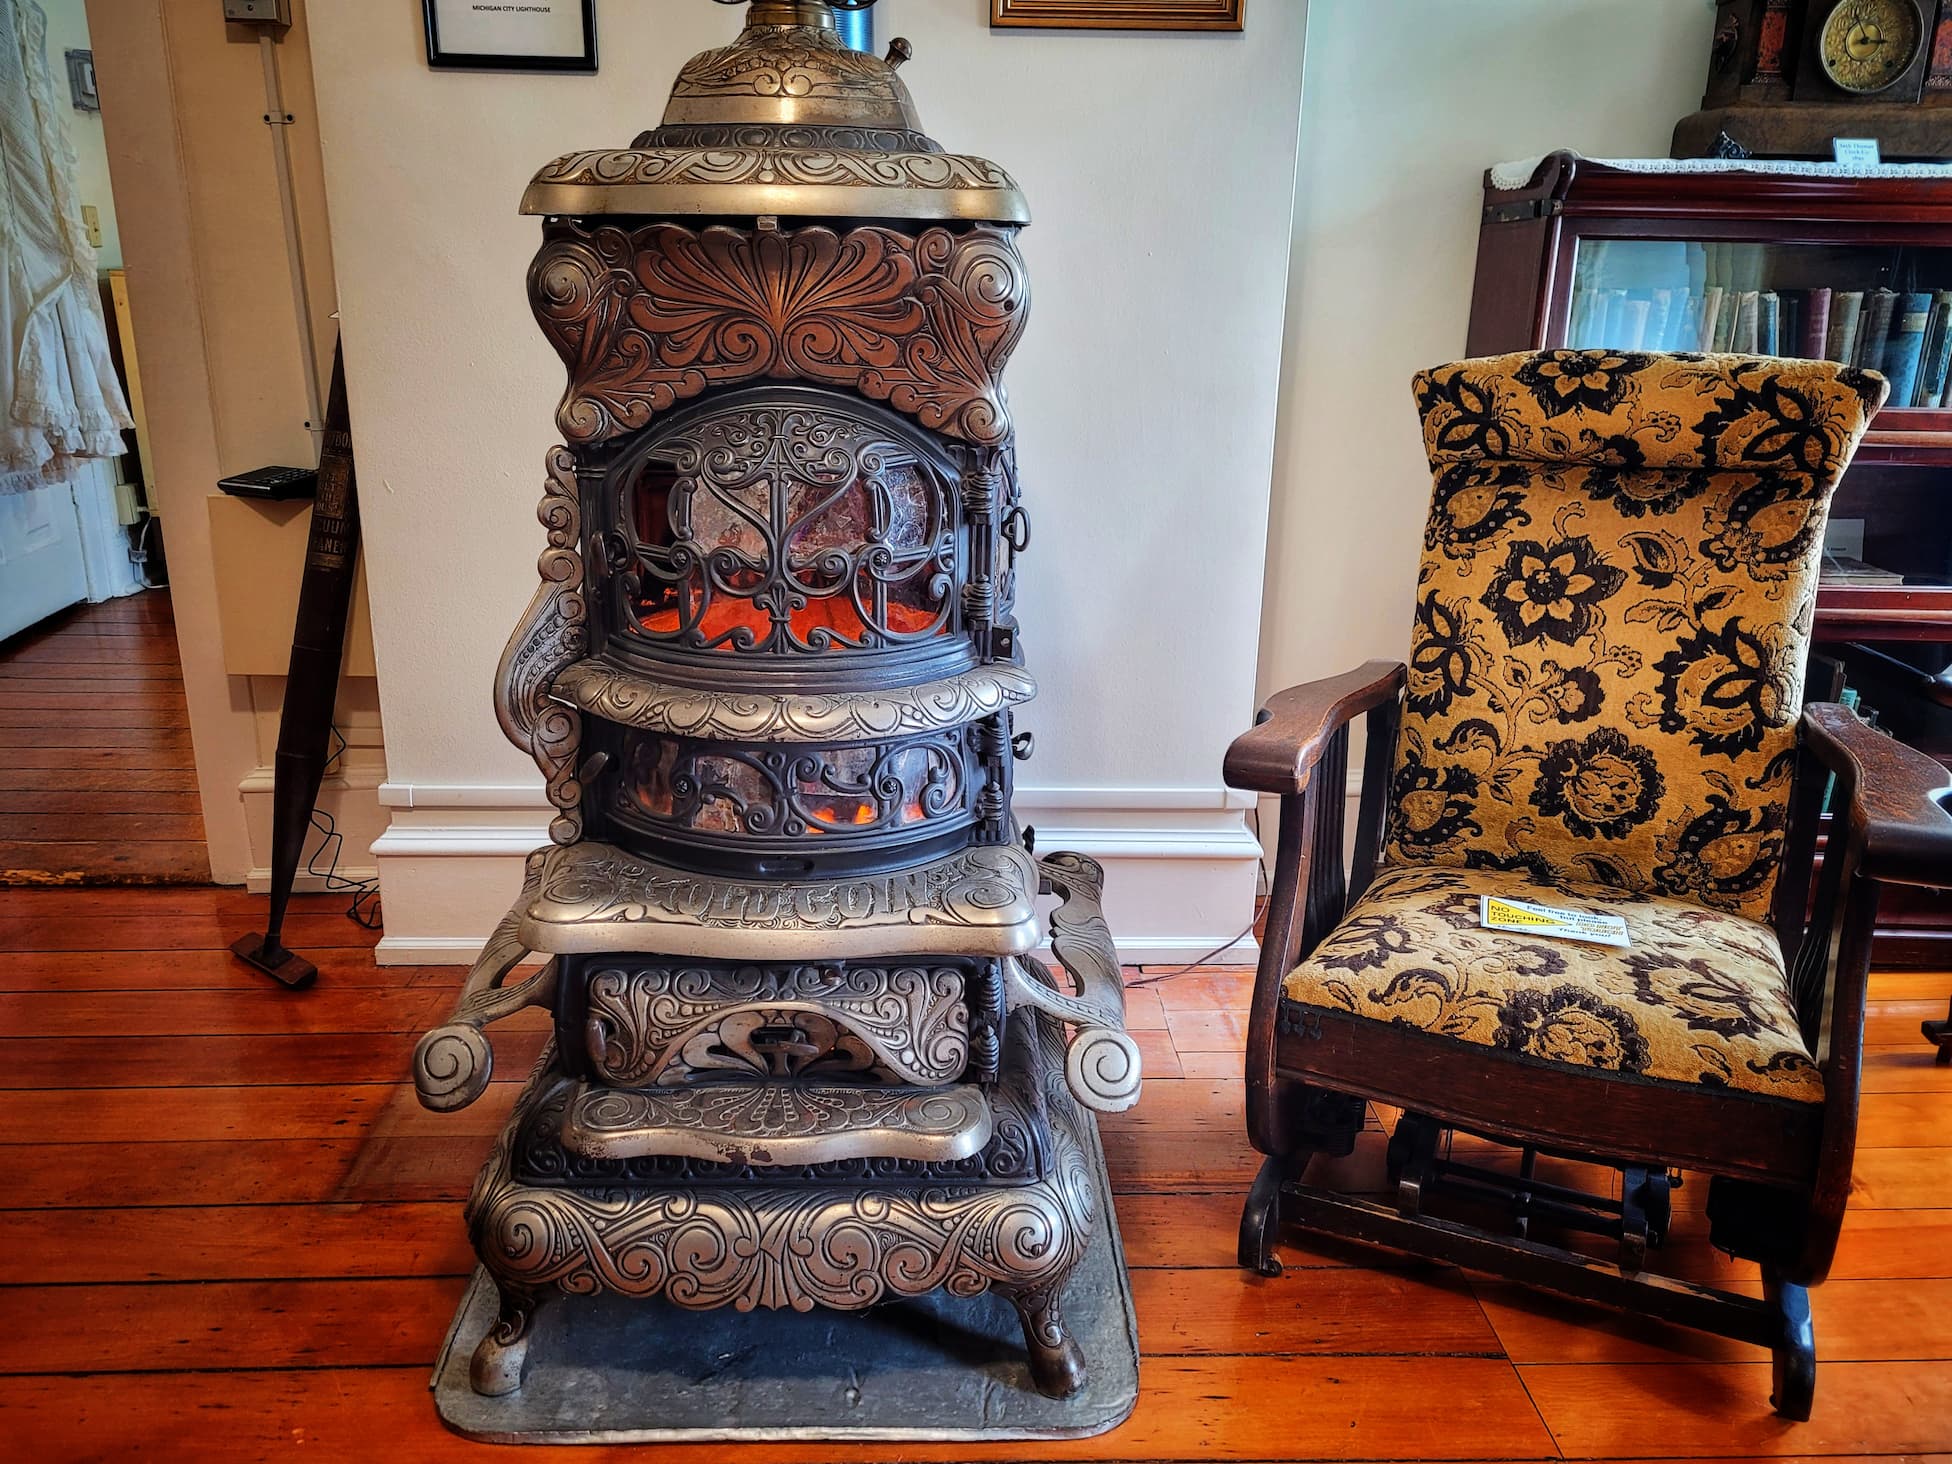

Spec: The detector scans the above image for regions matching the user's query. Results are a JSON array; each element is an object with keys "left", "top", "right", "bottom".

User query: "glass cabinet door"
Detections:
[
  {"left": 1566, "top": 238, "right": 1952, "bottom": 409},
  {"left": 1565, "top": 237, "right": 1952, "bottom": 598}
]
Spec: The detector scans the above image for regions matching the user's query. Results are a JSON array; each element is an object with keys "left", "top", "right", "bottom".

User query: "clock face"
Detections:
[{"left": 1819, "top": 0, "right": 1923, "bottom": 95}]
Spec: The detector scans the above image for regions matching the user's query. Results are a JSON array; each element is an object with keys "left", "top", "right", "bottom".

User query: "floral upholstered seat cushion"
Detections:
[
  {"left": 1282, "top": 864, "right": 1821, "bottom": 1103},
  {"left": 1388, "top": 351, "right": 1886, "bottom": 922}
]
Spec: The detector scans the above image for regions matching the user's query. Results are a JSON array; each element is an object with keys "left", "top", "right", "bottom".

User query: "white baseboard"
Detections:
[
  {"left": 246, "top": 866, "right": 380, "bottom": 895},
  {"left": 240, "top": 764, "right": 387, "bottom": 896},
  {"left": 369, "top": 782, "right": 1264, "bottom": 967},
  {"left": 374, "top": 933, "right": 530, "bottom": 964}
]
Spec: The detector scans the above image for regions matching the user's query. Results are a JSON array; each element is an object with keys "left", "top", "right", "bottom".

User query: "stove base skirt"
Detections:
[
  {"left": 431, "top": 1165, "right": 1138, "bottom": 1443},
  {"left": 460, "top": 1013, "right": 1109, "bottom": 1410}
]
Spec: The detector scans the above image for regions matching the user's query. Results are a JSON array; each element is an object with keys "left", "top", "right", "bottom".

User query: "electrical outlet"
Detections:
[
  {"left": 80, "top": 204, "right": 101, "bottom": 250},
  {"left": 222, "top": 0, "right": 291, "bottom": 25}
]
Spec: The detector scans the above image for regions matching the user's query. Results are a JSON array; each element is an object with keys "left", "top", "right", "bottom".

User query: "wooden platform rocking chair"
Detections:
[{"left": 1226, "top": 349, "right": 1952, "bottom": 1420}]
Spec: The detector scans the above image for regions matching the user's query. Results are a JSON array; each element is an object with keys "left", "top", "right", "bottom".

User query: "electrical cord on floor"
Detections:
[
  {"left": 1120, "top": 846, "right": 1272, "bottom": 990},
  {"left": 306, "top": 804, "right": 383, "bottom": 930},
  {"left": 307, "top": 724, "right": 382, "bottom": 930}
]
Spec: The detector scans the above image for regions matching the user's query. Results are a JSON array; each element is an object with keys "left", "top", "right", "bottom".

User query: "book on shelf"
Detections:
[
  {"left": 1913, "top": 289, "right": 1952, "bottom": 406},
  {"left": 1562, "top": 274, "right": 1952, "bottom": 398},
  {"left": 1567, "top": 288, "right": 1599, "bottom": 348},
  {"left": 1879, "top": 291, "right": 1934, "bottom": 405},
  {"left": 1698, "top": 286, "right": 1726, "bottom": 352},
  {"left": 1620, "top": 296, "right": 1651, "bottom": 351},
  {"left": 1855, "top": 288, "right": 1899, "bottom": 372},
  {"left": 1648, "top": 287, "right": 1677, "bottom": 351},
  {"left": 1758, "top": 290, "right": 1782, "bottom": 356},
  {"left": 1821, "top": 554, "right": 1907, "bottom": 587},
  {"left": 1800, "top": 287, "right": 1831, "bottom": 360},
  {"left": 1827, "top": 290, "right": 1865, "bottom": 364},
  {"left": 1732, "top": 289, "right": 1760, "bottom": 354},
  {"left": 1676, "top": 291, "right": 1704, "bottom": 355},
  {"left": 1600, "top": 289, "right": 1630, "bottom": 346}
]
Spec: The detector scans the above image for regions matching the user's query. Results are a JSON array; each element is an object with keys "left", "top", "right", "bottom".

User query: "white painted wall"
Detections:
[
  {"left": 91, "top": 0, "right": 350, "bottom": 886},
  {"left": 41, "top": 0, "right": 120, "bottom": 268},
  {"left": 1261, "top": 0, "right": 1718, "bottom": 713},
  {"left": 306, "top": 1, "right": 1309, "bottom": 962}
]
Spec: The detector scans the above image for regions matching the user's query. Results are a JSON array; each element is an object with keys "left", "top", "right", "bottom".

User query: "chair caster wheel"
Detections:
[{"left": 1240, "top": 1155, "right": 1289, "bottom": 1276}]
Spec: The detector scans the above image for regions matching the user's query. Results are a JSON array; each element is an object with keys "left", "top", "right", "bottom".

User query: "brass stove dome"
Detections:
[{"left": 519, "top": 0, "right": 1028, "bottom": 224}]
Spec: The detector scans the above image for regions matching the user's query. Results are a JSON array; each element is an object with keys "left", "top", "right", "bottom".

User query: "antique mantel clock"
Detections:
[{"left": 1674, "top": 0, "right": 1952, "bottom": 158}]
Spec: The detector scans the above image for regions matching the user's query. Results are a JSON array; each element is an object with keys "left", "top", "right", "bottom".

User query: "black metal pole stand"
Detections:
[{"left": 232, "top": 342, "right": 361, "bottom": 989}]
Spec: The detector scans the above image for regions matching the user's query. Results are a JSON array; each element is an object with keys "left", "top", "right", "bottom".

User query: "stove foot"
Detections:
[
  {"left": 470, "top": 1281, "right": 538, "bottom": 1397},
  {"left": 1006, "top": 1282, "right": 1087, "bottom": 1399}
]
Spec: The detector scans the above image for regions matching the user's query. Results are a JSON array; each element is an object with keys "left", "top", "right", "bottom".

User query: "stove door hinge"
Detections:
[
  {"left": 1482, "top": 197, "right": 1561, "bottom": 225},
  {"left": 961, "top": 575, "right": 997, "bottom": 624}
]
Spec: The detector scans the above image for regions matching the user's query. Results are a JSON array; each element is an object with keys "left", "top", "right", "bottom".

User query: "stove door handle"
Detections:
[{"left": 1000, "top": 505, "right": 1032, "bottom": 556}]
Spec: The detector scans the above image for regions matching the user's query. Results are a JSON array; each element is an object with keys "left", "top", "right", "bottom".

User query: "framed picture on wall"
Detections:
[
  {"left": 423, "top": 0, "right": 597, "bottom": 72},
  {"left": 990, "top": 0, "right": 1243, "bottom": 30}
]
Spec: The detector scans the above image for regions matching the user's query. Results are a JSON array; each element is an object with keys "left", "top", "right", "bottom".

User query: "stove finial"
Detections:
[
  {"left": 522, "top": 0, "right": 1026, "bottom": 225},
  {"left": 737, "top": 1, "right": 840, "bottom": 27}
]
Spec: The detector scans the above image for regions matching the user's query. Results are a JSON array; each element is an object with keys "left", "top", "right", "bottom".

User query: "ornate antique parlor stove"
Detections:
[{"left": 410, "top": 0, "right": 1141, "bottom": 1406}]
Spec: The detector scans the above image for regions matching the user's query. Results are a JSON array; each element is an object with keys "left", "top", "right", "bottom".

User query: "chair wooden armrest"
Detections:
[
  {"left": 1784, "top": 704, "right": 1952, "bottom": 1282},
  {"left": 1801, "top": 702, "right": 1952, "bottom": 889},
  {"left": 1224, "top": 661, "right": 1407, "bottom": 795},
  {"left": 1226, "top": 661, "right": 1405, "bottom": 1157}
]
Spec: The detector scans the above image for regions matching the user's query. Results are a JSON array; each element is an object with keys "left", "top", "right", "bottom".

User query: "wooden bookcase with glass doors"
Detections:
[{"left": 1467, "top": 151, "right": 1952, "bottom": 965}]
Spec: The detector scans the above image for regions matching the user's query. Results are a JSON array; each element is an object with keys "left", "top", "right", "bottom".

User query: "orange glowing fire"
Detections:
[
  {"left": 799, "top": 798, "right": 930, "bottom": 831},
  {"left": 638, "top": 593, "right": 940, "bottom": 646}
]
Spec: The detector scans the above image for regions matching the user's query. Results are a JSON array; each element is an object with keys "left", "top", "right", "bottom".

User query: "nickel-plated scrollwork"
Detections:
[
  {"left": 561, "top": 1078, "right": 994, "bottom": 1164},
  {"left": 551, "top": 659, "right": 1037, "bottom": 741},
  {"left": 494, "top": 448, "right": 587, "bottom": 845},
  {"left": 413, "top": 853, "right": 558, "bottom": 1113},
  {"left": 521, "top": 1005, "right": 1044, "bottom": 1187},
  {"left": 519, "top": 838, "right": 1041, "bottom": 960},
  {"left": 664, "top": 1008, "right": 885, "bottom": 1082},
  {"left": 610, "top": 726, "right": 976, "bottom": 857},
  {"left": 618, "top": 404, "right": 958, "bottom": 655},
  {"left": 1005, "top": 852, "right": 1143, "bottom": 1114},
  {"left": 666, "top": 16, "right": 923, "bottom": 125},
  {"left": 528, "top": 222, "right": 1029, "bottom": 447},
  {"left": 467, "top": 1014, "right": 1095, "bottom": 1319},
  {"left": 528, "top": 147, "right": 1013, "bottom": 194},
  {"left": 580, "top": 962, "right": 972, "bottom": 1085},
  {"left": 516, "top": 149, "right": 1028, "bottom": 225},
  {"left": 636, "top": 123, "right": 943, "bottom": 154}
]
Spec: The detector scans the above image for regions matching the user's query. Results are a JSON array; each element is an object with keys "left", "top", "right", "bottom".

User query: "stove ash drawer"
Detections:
[{"left": 555, "top": 955, "right": 1006, "bottom": 1088}]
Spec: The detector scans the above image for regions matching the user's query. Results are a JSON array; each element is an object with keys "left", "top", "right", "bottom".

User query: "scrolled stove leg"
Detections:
[
  {"left": 412, "top": 854, "right": 554, "bottom": 1114},
  {"left": 1004, "top": 1281, "right": 1088, "bottom": 1399},
  {"left": 470, "top": 1279, "right": 541, "bottom": 1397},
  {"left": 1009, "top": 851, "right": 1144, "bottom": 1114}
]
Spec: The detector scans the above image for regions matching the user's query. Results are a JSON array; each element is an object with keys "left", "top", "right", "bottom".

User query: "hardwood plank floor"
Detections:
[
  {"left": 0, "top": 881, "right": 1946, "bottom": 1460},
  {"left": 0, "top": 592, "right": 207, "bottom": 885}
]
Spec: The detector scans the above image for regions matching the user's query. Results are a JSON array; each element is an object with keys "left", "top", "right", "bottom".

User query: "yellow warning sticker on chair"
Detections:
[{"left": 1479, "top": 895, "right": 1630, "bottom": 948}]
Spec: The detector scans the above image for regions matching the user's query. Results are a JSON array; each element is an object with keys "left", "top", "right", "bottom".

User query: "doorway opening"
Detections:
[{"left": 0, "top": 0, "right": 202, "bottom": 885}]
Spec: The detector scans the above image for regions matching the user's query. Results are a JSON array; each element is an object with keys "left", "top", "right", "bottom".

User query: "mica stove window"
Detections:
[{"left": 621, "top": 406, "right": 958, "bottom": 654}]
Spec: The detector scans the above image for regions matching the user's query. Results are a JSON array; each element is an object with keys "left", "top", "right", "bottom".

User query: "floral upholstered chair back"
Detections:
[{"left": 1386, "top": 350, "right": 1887, "bottom": 923}]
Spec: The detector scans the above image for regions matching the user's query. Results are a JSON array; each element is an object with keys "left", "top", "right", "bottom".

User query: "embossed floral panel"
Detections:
[{"left": 1384, "top": 351, "right": 1887, "bottom": 920}]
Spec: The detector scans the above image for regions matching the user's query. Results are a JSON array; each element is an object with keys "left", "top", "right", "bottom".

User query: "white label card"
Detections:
[
  {"left": 432, "top": 0, "right": 587, "bottom": 58},
  {"left": 1833, "top": 138, "right": 1882, "bottom": 168},
  {"left": 1479, "top": 895, "right": 1630, "bottom": 949}
]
